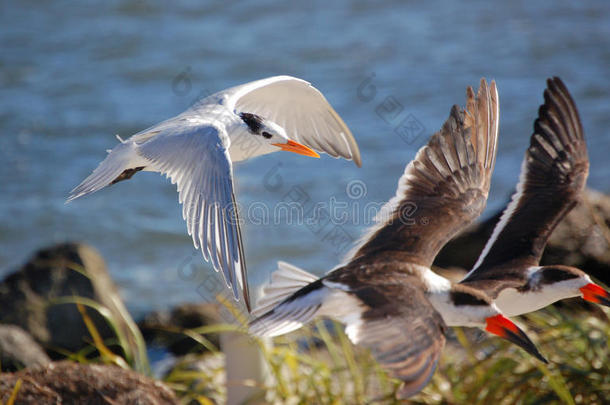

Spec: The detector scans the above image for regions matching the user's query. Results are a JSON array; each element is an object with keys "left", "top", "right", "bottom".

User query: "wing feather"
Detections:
[
  {"left": 251, "top": 263, "right": 448, "bottom": 399},
  {"left": 329, "top": 276, "right": 447, "bottom": 400},
  {"left": 136, "top": 125, "right": 250, "bottom": 309},
  {"left": 464, "top": 77, "right": 588, "bottom": 279},
  {"left": 226, "top": 76, "right": 361, "bottom": 166},
  {"left": 347, "top": 79, "right": 499, "bottom": 267}
]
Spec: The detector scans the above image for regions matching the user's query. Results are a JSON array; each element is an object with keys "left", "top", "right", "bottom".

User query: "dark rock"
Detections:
[
  {"left": 139, "top": 303, "right": 221, "bottom": 356},
  {"left": 0, "top": 360, "right": 178, "bottom": 404},
  {"left": 435, "top": 188, "right": 610, "bottom": 285},
  {"left": 0, "top": 243, "right": 141, "bottom": 362},
  {"left": 0, "top": 324, "right": 51, "bottom": 371}
]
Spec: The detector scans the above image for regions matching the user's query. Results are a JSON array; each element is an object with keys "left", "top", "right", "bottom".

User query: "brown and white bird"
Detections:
[
  {"left": 460, "top": 77, "right": 610, "bottom": 316},
  {"left": 67, "top": 76, "right": 361, "bottom": 311},
  {"left": 250, "top": 79, "right": 546, "bottom": 399}
]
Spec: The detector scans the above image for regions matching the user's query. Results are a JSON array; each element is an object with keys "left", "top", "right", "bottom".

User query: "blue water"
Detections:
[{"left": 2, "top": 1, "right": 610, "bottom": 318}]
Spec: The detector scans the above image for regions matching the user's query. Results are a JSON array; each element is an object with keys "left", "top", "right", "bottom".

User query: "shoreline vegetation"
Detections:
[
  {"left": 2, "top": 297, "right": 608, "bottom": 404},
  {"left": 1, "top": 190, "right": 609, "bottom": 404}
]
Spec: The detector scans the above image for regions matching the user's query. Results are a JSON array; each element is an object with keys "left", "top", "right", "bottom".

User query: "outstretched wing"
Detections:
[
  {"left": 464, "top": 77, "right": 588, "bottom": 281},
  {"left": 226, "top": 75, "right": 361, "bottom": 167},
  {"left": 333, "top": 277, "right": 447, "bottom": 399},
  {"left": 348, "top": 79, "right": 499, "bottom": 268},
  {"left": 349, "top": 310, "right": 445, "bottom": 399},
  {"left": 137, "top": 125, "right": 250, "bottom": 309},
  {"left": 250, "top": 264, "right": 448, "bottom": 399}
]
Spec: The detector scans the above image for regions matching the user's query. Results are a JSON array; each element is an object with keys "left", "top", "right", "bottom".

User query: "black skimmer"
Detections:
[
  {"left": 460, "top": 77, "right": 610, "bottom": 316},
  {"left": 67, "top": 76, "right": 361, "bottom": 310},
  {"left": 250, "top": 79, "right": 546, "bottom": 398}
]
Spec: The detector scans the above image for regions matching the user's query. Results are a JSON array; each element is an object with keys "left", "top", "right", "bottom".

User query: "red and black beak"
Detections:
[
  {"left": 580, "top": 283, "right": 610, "bottom": 307},
  {"left": 485, "top": 314, "right": 548, "bottom": 363}
]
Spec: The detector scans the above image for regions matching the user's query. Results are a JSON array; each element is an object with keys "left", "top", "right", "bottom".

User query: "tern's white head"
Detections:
[{"left": 231, "top": 112, "right": 319, "bottom": 162}]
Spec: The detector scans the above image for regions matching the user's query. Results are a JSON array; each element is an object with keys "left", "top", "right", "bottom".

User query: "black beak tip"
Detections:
[
  {"left": 523, "top": 338, "right": 548, "bottom": 364},
  {"left": 536, "top": 351, "right": 549, "bottom": 364},
  {"left": 507, "top": 329, "right": 548, "bottom": 364}
]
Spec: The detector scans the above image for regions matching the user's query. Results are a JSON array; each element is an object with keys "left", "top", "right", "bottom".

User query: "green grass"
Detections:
[
  {"left": 161, "top": 305, "right": 609, "bottom": 404},
  {"left": 428, "top": 306, "right": 609, "bottom": 404},
  {"left": 40, "top": 254, "right": 609, "bottom": 404},
  {"left": 49, "top": 291, "right": 150, "bottom": 374}
]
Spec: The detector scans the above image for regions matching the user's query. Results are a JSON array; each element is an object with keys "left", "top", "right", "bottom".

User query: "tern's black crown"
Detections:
[{"left": 239, "top": 112, "right": 264, "bottom": 133}]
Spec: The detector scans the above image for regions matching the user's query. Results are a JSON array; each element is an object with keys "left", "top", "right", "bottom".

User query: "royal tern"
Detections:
[
  {"left": 460, "top": 77, "right": 610, "bottom": 315},
  {"left": 250, "top": 80, "right": 546, "bottom": 398},
  {"left": 67, "top": 75, "right": 361, "bottom": 311}
]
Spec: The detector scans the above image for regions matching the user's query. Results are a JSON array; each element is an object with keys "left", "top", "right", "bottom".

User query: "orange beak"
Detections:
[
  {"left": 580, "top": 283, "right": 610, "bottom": 306},
  {"left": 272, "top": 140, "right": 320, "bottom": 158},
  {"left": 485, "top": 314, "right": 547, "bottom": 363}
]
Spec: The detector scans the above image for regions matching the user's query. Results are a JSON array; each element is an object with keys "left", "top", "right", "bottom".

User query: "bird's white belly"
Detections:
[{"left": 494, "top": 288, "right": 577, "bottom": 317}]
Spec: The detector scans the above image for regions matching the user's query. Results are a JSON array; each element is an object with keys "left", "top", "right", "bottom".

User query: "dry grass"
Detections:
[
  {"left": 154, "top": 304, "right": 609, "bottom": 404},
  {"left": 46, "top": 232, "right": 610, "bottom": 404}
]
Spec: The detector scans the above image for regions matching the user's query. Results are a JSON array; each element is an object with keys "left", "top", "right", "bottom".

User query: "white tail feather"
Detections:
[
  {"left": 249, "top": 262, "right": 366, "bottom": 338},
  {"left": 252, "top": 261, "right": 318, "bottom": 317},
  {"left": 67, "top": 141, "right": 147, "bottom": 202}
]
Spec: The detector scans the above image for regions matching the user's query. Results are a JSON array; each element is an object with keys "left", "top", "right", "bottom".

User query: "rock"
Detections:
[
  {"left": 542, "top": 189, "right": 610, "bottom": 284},
  {"left": 139, "top": 303, "right": 221, "bottom": 355},
  {"left": 0, "top": 243, "right": 142, "bottom": 363},
  {"left": 0, "top": 324, "right": 51, "bottom": 371},
  {"left": 435, "top": 189, "right": 610, "bottom": 285},
  {"left": 0, "top": 360, "right": 178, "bottom": 404}
]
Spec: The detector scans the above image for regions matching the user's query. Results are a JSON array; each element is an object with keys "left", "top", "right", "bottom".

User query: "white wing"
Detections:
[
  {"left": 137, "top": 125, "right": 250, "bottom": 308},
  {"left": 226, "top": 76, "right": 361, "bottom": 167}
]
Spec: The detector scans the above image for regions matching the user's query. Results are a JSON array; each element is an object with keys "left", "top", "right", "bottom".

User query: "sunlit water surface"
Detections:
[{"left": 2, "top": 1, "right": 609, "bottom": 318}]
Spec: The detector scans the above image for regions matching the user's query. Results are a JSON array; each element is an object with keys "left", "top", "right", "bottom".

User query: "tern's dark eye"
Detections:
[{"left": 261, "top": 131, "right": 272, "bottom": 139}]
